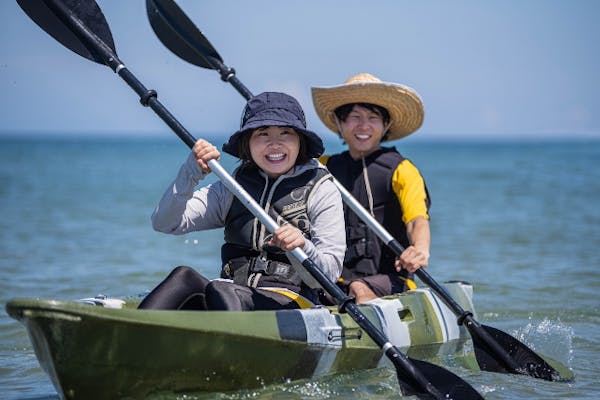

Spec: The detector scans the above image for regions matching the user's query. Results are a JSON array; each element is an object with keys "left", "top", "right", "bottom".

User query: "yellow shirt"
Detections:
[{"left": 319, "top": 154, "right": 429, "bottom": 225}]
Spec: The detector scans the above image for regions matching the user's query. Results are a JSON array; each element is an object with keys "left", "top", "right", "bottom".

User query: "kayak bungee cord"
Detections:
[
  {"left": 143, "top": 0, "right": 572, "bottom": 384},
  {"left": 16, "top": 0, "right": 483, "bottom": 398}
]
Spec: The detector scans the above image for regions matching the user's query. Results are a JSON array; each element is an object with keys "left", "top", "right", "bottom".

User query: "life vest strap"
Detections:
[
  {"left": 399, "top": 276, "right": 417, "bottom": 290},
  {"left": 259, "top": 287, "right": 314, "bottom": 309}
]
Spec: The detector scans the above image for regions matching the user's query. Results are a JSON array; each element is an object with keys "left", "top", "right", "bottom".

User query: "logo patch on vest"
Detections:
[{"left": 279, "top": 202, "right": 310, "bottom": 232}]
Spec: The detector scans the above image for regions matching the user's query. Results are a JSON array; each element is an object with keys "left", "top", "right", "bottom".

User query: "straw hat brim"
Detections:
[{"left": 311, "top": 82, "right": 424, "bottom": 142}]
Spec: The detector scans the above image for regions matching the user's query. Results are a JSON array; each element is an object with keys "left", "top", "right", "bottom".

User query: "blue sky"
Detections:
[{"left": 1, "top": 0, "right": 599, "bottom": 141}]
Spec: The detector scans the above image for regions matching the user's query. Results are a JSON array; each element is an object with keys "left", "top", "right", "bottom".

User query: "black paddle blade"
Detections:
[
  {"left": 17, "top": 0, "right": 115, "bottom": 64},
  {"left": 472, "top": 324, "right": 567, "bottom": 381},
  {"left": 146, "top": 0, "right": 222, "bottom": 69},
  {"left": 398, "top": 358, "right": 483, "bottom": 400}
]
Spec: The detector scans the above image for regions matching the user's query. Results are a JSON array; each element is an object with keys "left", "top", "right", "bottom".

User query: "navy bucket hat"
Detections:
[{"left": 222, "top": 92, "right": 324, "bottom": 158}]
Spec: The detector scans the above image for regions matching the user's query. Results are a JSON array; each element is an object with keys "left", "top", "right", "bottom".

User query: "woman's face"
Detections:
[
  {"left": 249, "top": 126, "right": 300, "bottom": 178},
  {"left": 339, "top": 104, "right": 386, "bottom": 159}
]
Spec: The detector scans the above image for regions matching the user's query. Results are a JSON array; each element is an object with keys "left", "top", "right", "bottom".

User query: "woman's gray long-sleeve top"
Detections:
[{"left": 151, "top": 154, "right": 346, "bottom": 283}]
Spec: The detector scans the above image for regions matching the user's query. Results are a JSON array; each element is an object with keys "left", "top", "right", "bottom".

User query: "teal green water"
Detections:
[{"left": 1, "top": 136, "right": 599, "bottom": 399}]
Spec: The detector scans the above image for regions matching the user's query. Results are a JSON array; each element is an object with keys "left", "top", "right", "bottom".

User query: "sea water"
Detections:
[{"left": 1, "top": 135, "right": 599, "bottom": 399}]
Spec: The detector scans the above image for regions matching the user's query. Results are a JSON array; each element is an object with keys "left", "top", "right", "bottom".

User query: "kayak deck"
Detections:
[{"left": 6, "top": 281, "right": 476, "bottom": 399}]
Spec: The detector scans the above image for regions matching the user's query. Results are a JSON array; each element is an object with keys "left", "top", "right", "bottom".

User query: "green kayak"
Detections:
[{"left": 6, "top": 281, "right": 476, "bottom": 399}]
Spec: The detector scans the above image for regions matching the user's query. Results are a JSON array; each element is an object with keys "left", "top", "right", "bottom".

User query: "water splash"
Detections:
[{"left": 513, "top": 317, "right": 574, "bottom": 367}]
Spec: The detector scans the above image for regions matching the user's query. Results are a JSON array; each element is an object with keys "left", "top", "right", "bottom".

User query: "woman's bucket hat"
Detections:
[
  {"left": 311, "top": 73, "right": 424, "bottom": 142},
  {"left": 222, "top": 92, "right": 324, "bottom": 158}
]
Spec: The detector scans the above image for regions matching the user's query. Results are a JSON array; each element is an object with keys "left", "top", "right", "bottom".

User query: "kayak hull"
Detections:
[{"left": 6, "top": 282, "right": 476, "bottom": 399}]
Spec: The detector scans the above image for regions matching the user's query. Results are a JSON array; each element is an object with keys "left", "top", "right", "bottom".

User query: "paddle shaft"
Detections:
[
  {"left": 207, "top": 44, "right": 527, "bottom": 376},
  {"left": 39, "top": 1, "right": 452, "bottom": 398},
  {"left": 204, "top": 58, "right": 562, "bottom": 380},
  {"left": 142, "top": 0, "right": 569, "bottom": 385}
]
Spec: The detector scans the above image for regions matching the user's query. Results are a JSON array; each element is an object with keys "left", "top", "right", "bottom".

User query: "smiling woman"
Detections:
[{"left": 141, "top": 91, "right": 346, "bottom": 311}]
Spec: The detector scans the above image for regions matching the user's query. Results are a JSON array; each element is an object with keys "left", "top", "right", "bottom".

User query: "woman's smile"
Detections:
[
  {"left": 250, "top": 126, "right": 300, "bottom": 178},
  {"left": 265, "top": 152, "right": 286, "bottom": 162}
]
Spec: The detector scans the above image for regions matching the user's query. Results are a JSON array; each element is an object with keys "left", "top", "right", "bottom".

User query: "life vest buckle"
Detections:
[{"left": 250, "top": 254, "right": 269, "bottom": 274}]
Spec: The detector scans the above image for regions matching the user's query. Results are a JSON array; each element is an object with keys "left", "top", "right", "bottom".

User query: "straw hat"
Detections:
[{"left": 311, "top": 73, "right": 424, "bottom": 141}]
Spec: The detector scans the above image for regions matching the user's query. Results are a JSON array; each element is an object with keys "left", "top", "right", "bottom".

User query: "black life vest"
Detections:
[
  {"left": 220, "top": 165, "right": 332, "bottom": 291},
  {"left": 325, "top": 147, "right": 430, "bottom": 280}
]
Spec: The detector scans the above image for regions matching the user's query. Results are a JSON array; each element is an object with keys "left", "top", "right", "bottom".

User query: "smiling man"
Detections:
[{"left": 312, "top": 73, "right": 431, "bottom": 303}]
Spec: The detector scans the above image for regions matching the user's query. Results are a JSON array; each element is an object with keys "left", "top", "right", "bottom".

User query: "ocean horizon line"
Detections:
[{"left": 1, "top": 130, "right": 599, "bottom": 144}]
